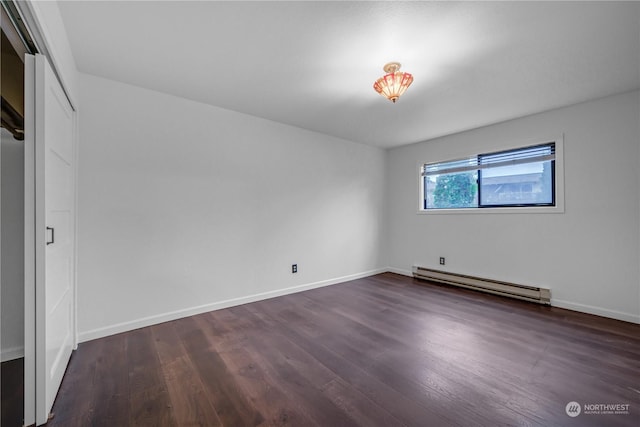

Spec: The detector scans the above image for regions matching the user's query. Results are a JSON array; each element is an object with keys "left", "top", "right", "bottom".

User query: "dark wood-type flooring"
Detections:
[
  {"left": 1, "top": 357, "right": 24, "bottom": 427},
  {"left": 44, "top": 273, "right": 639, "bottom": 426}
]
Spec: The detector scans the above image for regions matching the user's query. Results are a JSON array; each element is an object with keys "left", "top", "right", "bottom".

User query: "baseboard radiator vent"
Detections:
[{"left": 412, "top": 266, "right": 551, "bottom": 305}]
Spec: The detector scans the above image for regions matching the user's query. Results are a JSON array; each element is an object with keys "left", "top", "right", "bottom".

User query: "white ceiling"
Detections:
[{"left": 58, "top": 1, "right": 640, "bottom": 149}]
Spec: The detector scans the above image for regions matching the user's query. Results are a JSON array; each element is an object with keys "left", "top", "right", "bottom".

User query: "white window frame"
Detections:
[{"left": 417, "top": 135, "right": 564, "bottom": 215}]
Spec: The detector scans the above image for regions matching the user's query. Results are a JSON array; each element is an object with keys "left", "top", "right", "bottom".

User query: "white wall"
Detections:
[
  {"left": 386, "top": 90, "right": 640, "bottom": 323},
  {"left": 1, "top": 128, "right": 25, "bottom": 361},
  {"left": 77, "top": 73, "right": 387, "bottom": 341}
]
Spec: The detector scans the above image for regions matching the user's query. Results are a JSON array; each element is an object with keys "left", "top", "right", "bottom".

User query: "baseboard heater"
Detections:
[{"left": 412, "top": 266, "right": 551, "bottom": 305}]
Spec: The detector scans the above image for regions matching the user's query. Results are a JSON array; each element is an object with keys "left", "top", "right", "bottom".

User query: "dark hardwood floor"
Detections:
[
  {"left": 45, "top": 273, "right": 639, "bottom": 426},
  {"left": 1, "top": 357, "right": 24, "bottom": 427}
]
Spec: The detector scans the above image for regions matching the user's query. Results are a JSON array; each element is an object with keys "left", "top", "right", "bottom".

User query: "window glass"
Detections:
[
  {"left": 425, "top": 171, "right": 478, "bottom": 209},
  {"left": 422, "top": 142, "right": 555, "bottom": 210}
]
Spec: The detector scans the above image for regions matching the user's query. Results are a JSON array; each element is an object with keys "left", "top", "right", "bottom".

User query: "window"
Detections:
[{"left": 421, "top": 142, "right": 555, "bottom": 210}]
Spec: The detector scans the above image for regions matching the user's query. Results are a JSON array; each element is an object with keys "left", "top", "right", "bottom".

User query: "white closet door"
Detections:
[{"left": 26, "top": 53, "right": 76, "bottom": 426}]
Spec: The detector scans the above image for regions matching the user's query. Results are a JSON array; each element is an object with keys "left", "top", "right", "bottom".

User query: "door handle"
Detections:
[{"left": 46, "top": 226, "right": 54, "bottom": 245}]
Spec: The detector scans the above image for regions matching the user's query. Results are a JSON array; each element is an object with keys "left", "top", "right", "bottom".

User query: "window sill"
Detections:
[{"left": 417, "top": 205, "right": 564, "bottom": 215}]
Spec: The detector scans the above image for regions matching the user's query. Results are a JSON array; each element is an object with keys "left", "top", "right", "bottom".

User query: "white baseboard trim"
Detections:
[
  {"left": 78, "top": 268, "right": 387, "bottom": 343},
  {"left": 77, "top": 268, "right": 639, "bottom": 343},
  {"left": 551, "top": 299, "right": 640, "bottom": 324},
  {"left": 1, "top": 345, "right": 24, "bottom": 362}
]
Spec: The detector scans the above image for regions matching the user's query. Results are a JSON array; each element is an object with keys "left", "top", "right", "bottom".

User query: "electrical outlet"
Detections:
[
  {"left": 292, "top": 264, "right": 297, "bottom": 273},
  {"left": 439, "top": 257, "right": 445, "bottom": 265}
]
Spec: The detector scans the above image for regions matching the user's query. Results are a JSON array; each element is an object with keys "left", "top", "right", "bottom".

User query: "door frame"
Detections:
[{"left": 24, "top": 52, "right": 36, "bottom": 427}]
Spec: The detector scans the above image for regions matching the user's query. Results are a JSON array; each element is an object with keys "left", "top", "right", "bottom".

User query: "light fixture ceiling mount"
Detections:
[{"left": 373, "top": 62, "right": 413, "bottom": 103}]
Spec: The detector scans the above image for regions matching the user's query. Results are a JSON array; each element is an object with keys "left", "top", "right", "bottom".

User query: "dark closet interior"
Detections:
[{"left": 1, "top": 3, "right": 26, "bottom": 425}]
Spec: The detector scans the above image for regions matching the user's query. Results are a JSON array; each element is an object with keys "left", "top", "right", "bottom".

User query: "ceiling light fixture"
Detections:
[{"left": 373, "top": 62, "right": 413, "bottom": 103}]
